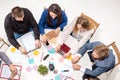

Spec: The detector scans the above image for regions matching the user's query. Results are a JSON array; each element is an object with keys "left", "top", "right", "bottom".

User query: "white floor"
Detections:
[{"left": 0, "top": 0, "right": 120, "bottom": 80}]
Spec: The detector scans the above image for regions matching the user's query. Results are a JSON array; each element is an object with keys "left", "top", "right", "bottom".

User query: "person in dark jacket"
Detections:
[
  {"left": 38, "top": 3, "right": 67, "bottom": 43},
  {"left": 72, "top": 41, "right": 115, "bottom": 80},
  {"left": 4, "top": 6, "right": 41, "bottom": 54}
]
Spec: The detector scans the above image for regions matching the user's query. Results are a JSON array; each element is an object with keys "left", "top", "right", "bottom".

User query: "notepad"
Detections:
[
  {"left": 0, "top": 64, "right": 22, "bottom": 80},
  {"left": 59, "top": 43, "right": 71, "bottom": 54},
  {"left": 21, "top": 32, "right": 36, "bottom": 52}
]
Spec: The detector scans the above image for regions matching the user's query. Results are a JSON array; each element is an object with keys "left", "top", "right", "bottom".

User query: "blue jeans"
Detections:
[{"left": 14, "top": 28, "right": 32, "bottom": 39}]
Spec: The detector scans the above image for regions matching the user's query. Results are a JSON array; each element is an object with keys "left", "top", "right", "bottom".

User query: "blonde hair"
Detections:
[{"left": 73, "top": 17, "right": 92, "bottom": 34}]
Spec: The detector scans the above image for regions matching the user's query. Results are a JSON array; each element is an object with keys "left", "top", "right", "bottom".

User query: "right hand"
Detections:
[
  {"left": 41, "top": 34, "right": 47, "bottom": 43},
  {"left": 18, "top": 46, "right": 27, "bottom": 54},
  {"left": 55, "top": 44, "right": 61, "bottom": 52},
  {"left": 71, "top": 56, "right": 80, "bottom": 64}
]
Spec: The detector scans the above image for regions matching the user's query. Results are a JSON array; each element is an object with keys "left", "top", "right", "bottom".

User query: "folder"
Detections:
[
  {"left": 0, "top": 64, "right": 22, "bottom": 80},
  {"left": 59, "top": 43, "right": 71, "bottom": 55}
]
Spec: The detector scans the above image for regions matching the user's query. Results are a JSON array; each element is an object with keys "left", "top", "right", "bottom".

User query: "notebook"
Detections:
[{"left": 59, "top": 43, "right": 71, "bottom": 55}]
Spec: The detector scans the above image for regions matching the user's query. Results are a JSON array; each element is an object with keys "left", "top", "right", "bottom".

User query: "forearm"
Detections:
[{"left": 0, "top": 52, "right": 12, "bottom": 66}]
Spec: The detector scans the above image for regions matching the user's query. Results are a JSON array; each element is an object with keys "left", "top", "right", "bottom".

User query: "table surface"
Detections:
[{"left": 1, "top": 31, "right": 92, "bottom": 80}]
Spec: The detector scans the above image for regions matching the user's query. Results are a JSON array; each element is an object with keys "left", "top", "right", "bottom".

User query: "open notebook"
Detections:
[
  {"left": 20, "top": 32, "right": 36, "bottom": 52},
  {"left": 0, "top": 64, "right": 22, "bottom": 80}
]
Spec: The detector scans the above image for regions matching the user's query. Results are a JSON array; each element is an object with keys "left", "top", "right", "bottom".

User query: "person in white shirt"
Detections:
[{"left": 55, "top": 16, "right": 94, "bottom": 58}]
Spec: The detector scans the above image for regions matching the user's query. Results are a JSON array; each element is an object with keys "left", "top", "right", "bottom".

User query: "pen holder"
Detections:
[{"left": 49, "top": 62, "right": 55, "bottom": 71}]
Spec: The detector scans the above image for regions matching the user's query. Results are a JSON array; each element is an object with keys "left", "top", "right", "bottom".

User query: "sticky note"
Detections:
[
  {"left": 67, "top": 55, "right": 72, "bottom": 60},
  {"left": 28, "top": 58, "right": 34, "bottom": 64},
  {"left": 10, "top": 47, "right": 16, "bottom": 53},
  {"left": 59, "top": 58, "right": 64, "bottom": 63},
  {"left": 26, "top": 66, "right": 32, "bottom": 72},
  {"left": 47, "top": 45, "right": 52, "bottom": 50},
  {"left": 33, "top": 50, "right": 39, "bottom": 56},
  {"left": 48, "top": 48, "right": 55, "bottom": 54},
  {"left": 33, "top": 64, "right": 38, "bottom": 70},
  {"left": 55, "top": 75, "right": 61, "bottom": 80}
]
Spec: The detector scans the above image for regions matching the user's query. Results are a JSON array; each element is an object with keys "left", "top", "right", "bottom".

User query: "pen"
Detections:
[
  {"left": 62, "top": 70, "right": 69, "bottom": 72},
  {"left": 40, "top": 52, "right": 43, "bottom": 62},
  {"left": 26, "top": 54, "right": 30, "bottom": 58}
]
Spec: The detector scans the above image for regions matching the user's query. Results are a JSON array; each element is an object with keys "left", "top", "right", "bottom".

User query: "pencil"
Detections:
[
  {"left": 40, "top": 52, "right": 43, "bottom": 62},
  {"left": 26, "top": 54, "right": 30, "bottom": 58}
]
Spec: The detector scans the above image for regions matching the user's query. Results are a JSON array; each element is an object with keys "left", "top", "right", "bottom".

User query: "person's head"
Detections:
[
  {"left": 11, "top": 6, "right": 24, "bottom": 21},
  {"left": 92, "top": 44, "right": 109, "bottom": 60},
  {"left": 73, "top": 17, "right": 91, "bottom": 33},
  {"left": 47, "top": 3, "right": 62, "bottom": 27}
]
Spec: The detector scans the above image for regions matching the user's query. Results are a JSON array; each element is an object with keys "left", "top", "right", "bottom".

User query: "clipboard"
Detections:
[{"left": 0, "top": 64, "right": 22, "bottom": 80}]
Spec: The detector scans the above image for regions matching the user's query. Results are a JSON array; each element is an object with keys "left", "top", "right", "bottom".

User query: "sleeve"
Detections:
[
  {"left": 57, "top": 17, "right": 78, "bottom": 45},
  {"left": 71, "top": 30, "right": 94, "bottom": 54},
  {"left": 58, "top": 11, "right": 68, "bottom": 30},
  {"left": 4, "top": 15, "right": 20, "bottom": 49},
  {"left": 78, "top": 41, "right": 103, "bottom": 56},
  {"left": 84, "top": 66, "right": 109, "bottom": 77},
  {"left": 0, "top": 52, "right": 12, "bottom": 66},
  {"left": 26, "top": 9, "right": 40, "bottom": 39},
  {"left": 38, "top": 10, "right": 47, "bottom": 35}
]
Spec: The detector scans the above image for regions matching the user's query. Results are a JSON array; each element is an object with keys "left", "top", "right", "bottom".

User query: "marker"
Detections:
[
  {"left": 62, "top": 70, "right": 69, "bottom": 72},
  {"left": 43, "top": 54, "right": 49, "bottom": 60}
]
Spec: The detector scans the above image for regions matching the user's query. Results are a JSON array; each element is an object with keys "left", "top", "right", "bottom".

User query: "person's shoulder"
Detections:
[
  {"left": 42, "top": 9, "right": 48, "bottom": 13},
  {"left": 22, "top": 8, "right": 31, "bottom": 13},
  {"left": 5, "top": 13, "right": 12, "bottom": 20}
]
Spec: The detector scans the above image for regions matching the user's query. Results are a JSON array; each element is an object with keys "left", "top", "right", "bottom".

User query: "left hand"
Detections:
[
  {"left": 73, "top": 64, "right": 81, "bottom": 70},
  {"left": 35, "top": 39, "right": 41, "bottom": 48}
]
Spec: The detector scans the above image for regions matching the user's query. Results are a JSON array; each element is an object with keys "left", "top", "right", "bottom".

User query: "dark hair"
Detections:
[
  {"left": 11, "top": 6, "right": 23, "bottom": 18},
  {"left": 93, "top": 44, "right": 109, "bottom": 60},
  {"left": 47, "top": 3, "right": 62, "bottom": 27}
]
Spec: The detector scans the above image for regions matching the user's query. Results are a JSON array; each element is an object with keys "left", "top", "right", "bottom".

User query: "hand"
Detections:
[
  {"left": 54, "top": 27, "right": 60, "bottom": 37},
  {"left": 41, "top": 34, "right": 47, "bottom": 43},
  {"left": 35, "top": 39, "right": 41, "bottom": 48},
  {"left": 18, "top": 46, "right": 27, "bottom": 54},
  {"left": 9, "top": 64, "right": 18, "bottom": 80},
  {"left": 71, "top": 56, "right": 80, "bottom": 64},
  {"left": 73, "top": 64, "right": 81, "bottom": 70},
  {"left": 55, "top": 44, "right": 61, "bottom": 52},
  {"left": 63, "top": 52, "right": 72, "bottom": 58}
]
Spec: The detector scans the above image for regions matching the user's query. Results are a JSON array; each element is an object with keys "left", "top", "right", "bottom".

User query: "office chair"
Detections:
[
  {"left": 0, "top": 37, "right": 10, "bottom": 48},
  {"left": 80, "top": 13, "right": 100, "bottom": 38}
]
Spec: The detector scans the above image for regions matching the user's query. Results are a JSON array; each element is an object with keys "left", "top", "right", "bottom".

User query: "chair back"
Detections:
[
  {"left": 0, "top": 37, "right": 10, "bottom": 49},
  {"left": 80, "top": 13, "right": 100, "bottom": 38},
  {"left": 107, "top": 42, "right": 120, "bottom": 66}
]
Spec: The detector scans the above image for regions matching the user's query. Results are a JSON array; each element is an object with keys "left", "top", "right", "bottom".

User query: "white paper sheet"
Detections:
[{"left": 21, "top": 32, "right": 35, "bottom": 52}]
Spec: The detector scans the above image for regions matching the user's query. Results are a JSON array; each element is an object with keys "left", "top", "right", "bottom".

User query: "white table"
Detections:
[{"left": 3, "top": 32, "right": 92, "bottom": 80}]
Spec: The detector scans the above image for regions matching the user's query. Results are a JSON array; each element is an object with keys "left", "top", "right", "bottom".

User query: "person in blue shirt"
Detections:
[
  {"left": 72, "top": 41, "right": 115, "bottom": 80},
  {"left": 38, "top": 3, "right": 67, "bottom": 43}
]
